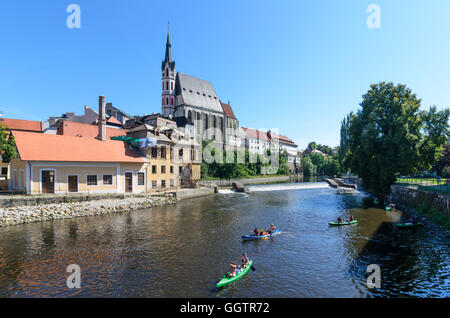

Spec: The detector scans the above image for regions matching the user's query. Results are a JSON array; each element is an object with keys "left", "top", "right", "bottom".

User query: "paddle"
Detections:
[{"left": 250, "top": 265, "right": 256, "bottom": 271}]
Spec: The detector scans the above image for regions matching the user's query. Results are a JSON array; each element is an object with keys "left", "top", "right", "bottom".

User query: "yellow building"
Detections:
[{"left": 125, "top": 124, "right": 201, "bottom": 191}]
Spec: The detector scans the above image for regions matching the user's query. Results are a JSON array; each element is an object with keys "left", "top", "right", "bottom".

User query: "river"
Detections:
[{"left": 0, "top": 182, "right": 448, "bottom": 297}]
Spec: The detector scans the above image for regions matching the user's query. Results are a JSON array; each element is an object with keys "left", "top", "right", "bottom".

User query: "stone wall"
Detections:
[
  {"left": 0, "top": 193, "right": 127, "bottom": 207},
  {"left": 198, "top": 175, "right": 290, "bottom": 188},
  {"left": 174, "top": 187, "right": 215, "bottom": 200},
  {"left": 390, "top": 185, "right": 450, "bottom": 213}
]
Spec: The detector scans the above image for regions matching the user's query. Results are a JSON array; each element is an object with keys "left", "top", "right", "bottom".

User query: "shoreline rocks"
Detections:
[{"left": 0, "top": 195, "right": 178, "bottom": 227}]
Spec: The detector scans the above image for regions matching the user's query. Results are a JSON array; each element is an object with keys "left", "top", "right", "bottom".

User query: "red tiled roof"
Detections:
[
  {"left": 220, "top": 102, "right": 237, "bottom": 120},
  {"left": 12, "top": 131, "right": 147, "bottom": 163},
  {"left": 107, "top": 115, "right": 122, "bottom": 125},
  {"left": 59, "top": 121, "right": 127, "bottom": 138},
  {"left": 241, "top": 127, "right": 270, "bottom": 141},
  {"left": 269, "top": 132, "right": 298, "bottom": 147},
  {"left": 0, "top": 118, "right": 42, "bottom": 132}
]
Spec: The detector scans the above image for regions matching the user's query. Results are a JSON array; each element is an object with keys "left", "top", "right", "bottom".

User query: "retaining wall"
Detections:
[{"left": 198, "top": 175, "right": 290, "bottom": 188}]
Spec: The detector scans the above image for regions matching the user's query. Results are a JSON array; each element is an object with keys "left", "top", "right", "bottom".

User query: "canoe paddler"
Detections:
[
  {"left": 227, "top": 262, "right": 237, "bottom": 277},
  {"left": 337, "top": 216, "right": 343, "bottom": 223},
  {"left": 268, "top": 224, "right": 276, "bottom": 234},
  {"left": 240, "top": 253, "right": 249, "bottom": 267},
  {"left": 253, "top": 227, "right": 259, "bottom": 236}
]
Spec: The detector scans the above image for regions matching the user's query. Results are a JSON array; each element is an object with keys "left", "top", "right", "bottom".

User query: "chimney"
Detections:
[{"left": 98, "top": 96, "right": 106, "bottom": 141}]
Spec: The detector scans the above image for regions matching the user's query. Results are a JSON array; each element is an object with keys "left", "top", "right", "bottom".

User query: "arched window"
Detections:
[
  {"left": 166, "top": 82, "right": 169, "bottom": 90},
  {"left": 166, "top": 98, "right": 169, "bottom": 105},
  {"left": 171, "top": 82, "right": 174, "bottom": 90},
  {"left": 171, "top": 97, "right": 174, "bottom": 105}
]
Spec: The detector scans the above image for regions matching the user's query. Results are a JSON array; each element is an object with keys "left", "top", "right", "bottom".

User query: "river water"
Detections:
[{"left": 0, "top": 182, "right": 448, "bottom": 297}]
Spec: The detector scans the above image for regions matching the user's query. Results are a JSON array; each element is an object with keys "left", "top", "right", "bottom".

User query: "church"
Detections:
[{"left": 160, "top": 30, "right": 241, "bottom": 150}]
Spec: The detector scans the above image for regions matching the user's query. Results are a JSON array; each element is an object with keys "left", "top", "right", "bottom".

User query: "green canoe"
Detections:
[
  {"left": 329, "top": 220, "right": 358, "bottom": 226},
  {"left": 395, "top": 222, "right": 422, "bottom": 228},
  {"left": 216, "top": 260, "right": 253, "bottom": 289}
]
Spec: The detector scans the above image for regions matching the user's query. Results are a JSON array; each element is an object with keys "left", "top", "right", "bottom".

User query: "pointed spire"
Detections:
[{"left": 162, "top": 23, "right": 174, "bottom": 70}]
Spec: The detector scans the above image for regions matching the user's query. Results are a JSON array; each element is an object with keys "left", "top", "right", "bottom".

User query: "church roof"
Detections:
[
  {"left": 175, "top": 72, "right": 223, "bottom": 113},
  {"left": 220, "top": 102, "right": 237, "bottom": 120}
]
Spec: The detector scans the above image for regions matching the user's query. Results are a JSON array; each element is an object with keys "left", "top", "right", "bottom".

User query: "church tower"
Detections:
[{"left": 161, "top": 26, "right": 176, "bottom": 117}]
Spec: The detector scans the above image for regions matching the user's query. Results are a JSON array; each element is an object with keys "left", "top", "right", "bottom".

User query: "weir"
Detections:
[{"left": 246, "top": 182, "right": 330, "bottom": 192}]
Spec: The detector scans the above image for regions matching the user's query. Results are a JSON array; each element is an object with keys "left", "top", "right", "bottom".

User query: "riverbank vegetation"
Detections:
[
  {"left": 200, "top": 141, "right": 290, "bottom": 180},
  {"left": 339, "top": 82, "right": 449, "bottom": 194},
  {"left": 0, "top": 124, "right": 16, "bottom": 162},
  {"left": 301, "top": 142, "right": 341, "bottom": 177}
]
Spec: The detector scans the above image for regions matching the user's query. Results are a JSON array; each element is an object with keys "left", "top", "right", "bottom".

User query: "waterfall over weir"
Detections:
[{"left": 246, "top": 182, "right": 330, "bottom": 192}]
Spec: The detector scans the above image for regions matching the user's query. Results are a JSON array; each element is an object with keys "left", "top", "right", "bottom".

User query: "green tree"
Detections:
[
  {"left": 301, "top": 156, "right": 316, "bottom": 177},
  {"left": 343, "top": 82, "right": 449, "bottom": 193},
  {"left": 338, "top": 112, "right": 355, "bottom": 172},
  {"left": 0, "top": 125, "right": 16, "bottom": 162},
  {"left": 307, "top": 141, "right": 317, "bottom": 150}
]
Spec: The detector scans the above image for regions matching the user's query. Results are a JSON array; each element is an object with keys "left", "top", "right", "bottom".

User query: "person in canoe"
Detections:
[
  {"left": 252, "top": 227, "right": 259, "bottom": 236},
  {"left": 226, "top": 262, "right": 237, "bottom": 277},
  {"left": 259, "top": 229, "right": 267, "bottom": 236},
  {"left": 348, "top": 215, "right": 354, "bottom": 222},
  {"left": 240, "top": 253, "right": 249, "bottom": 267},
  {"left": 267, "top": 224, "right": 277, "bottom": 234},
  {"left": 337, "top": 216, "right": 343, "bottom": 223}
]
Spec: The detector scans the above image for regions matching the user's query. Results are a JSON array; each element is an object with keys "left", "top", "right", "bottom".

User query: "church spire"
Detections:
[
  {"left": 161, "top": 24, "right": 176, "bottom": 117},
  {"left": 162, "top": 23, "right": 174, "bottom": 70}
]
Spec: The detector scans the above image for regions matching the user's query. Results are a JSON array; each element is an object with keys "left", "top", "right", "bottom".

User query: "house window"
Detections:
[
  {"left": 161, "top": 180, "right": 166, "bottom": 188},
  {"left": 103, "top": 175, "right": 113, "bottom": 185},
  {"left": 161, "top": 166, "right": 166, "bottom": 174},
  {"left": 152, "top": 180, "right": 157, "bottom": 188},
  {"left": 170, "top": 179, "right": 174, "bottom": 187},
  {"left": 152, "top": 165, "right": 157, "bottom": 174},
  {"left": 191, "top": 149, "right": 195, "bottom": 161},
  {"left": 137, "top": 172, "right": 145, "bottom": 186},
  {"left": 179, "top": 166, "right": 183, "bottom": 174},
  {"left": 171, "top": 82, "right": 174, "bottom": 90},
  {"left": 161, "top": 147, "right": 166, "bottom": 159},
  {"left": 151, "top": 148, "right": 157, "bottom": 158},
  {"left": 87, "top": 175, "right": 98, "bottom": 186},
  {"left": 179, "top": 149, "right": 183, "bottom": 158},
  {"left": 170, "top": 166, "right": 174, "bottom": 174},
  {"left": 1, "top": 167, "right": 7, "bottom": 176}
]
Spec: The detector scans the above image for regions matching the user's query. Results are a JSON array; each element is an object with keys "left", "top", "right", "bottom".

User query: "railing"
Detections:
[{"left": 395, "top": 177, "right": 450, "bottom": 195}]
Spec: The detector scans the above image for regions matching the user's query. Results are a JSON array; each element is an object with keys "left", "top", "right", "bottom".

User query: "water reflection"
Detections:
[{"left": 0, "top": 184, "right": 448, "bottom": 297}]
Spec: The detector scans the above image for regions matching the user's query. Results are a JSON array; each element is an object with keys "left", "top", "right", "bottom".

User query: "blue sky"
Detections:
[{"left": 1, "top": 0, "right": 449, "bottom": 149}]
